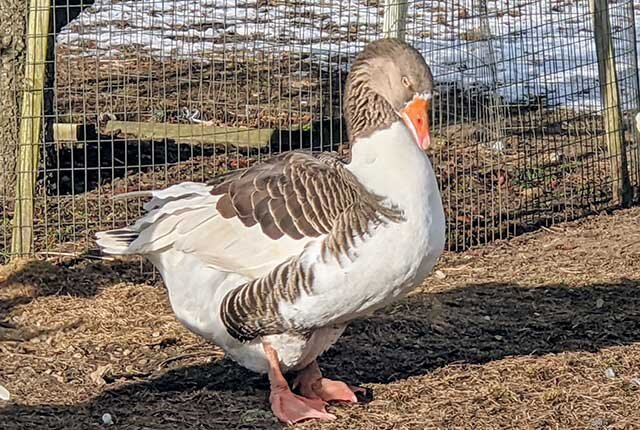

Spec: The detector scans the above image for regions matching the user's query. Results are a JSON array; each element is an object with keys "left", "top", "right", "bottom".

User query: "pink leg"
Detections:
[
  {"left": 293, "top": 361, "right": 365, "bottom": 403},
  {"left": 262, "top": 342, "right": 336, "bottom": 424}
]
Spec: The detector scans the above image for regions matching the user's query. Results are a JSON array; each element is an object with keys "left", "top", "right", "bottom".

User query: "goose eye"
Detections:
[{"left": 401, "top": 76, "right": 411, "bottom": 89}]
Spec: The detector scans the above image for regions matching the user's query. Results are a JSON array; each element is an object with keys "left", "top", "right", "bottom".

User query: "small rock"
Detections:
[
  {"left": 629, "top": 377, "right": 640, "bottom": 387},
  {"left": 483, "top": 315, "right": 491, "bottom": 321},
  {"left": 434, "top": 270, "right": 446, "bottom": 280},
  {"left": 605, "top": 368, "right": 616, "bottom": 379},
  {"left": 152, "top": 331, "right": 160, "bottom": 337},
  {"left": 494, "top": 335, "right": 503, "bottom": 341},
  {"left": 596, "top": 298, "right": 604, "bottom": 309},
  {"left": 0, "top": 384, "right": 10, "bottom": 401},
  {"left": 590, "top": 416, "right": 607, "bottom": 430},
  {"left": 102, "top": 413, "right": 113, "bottom": 425}
]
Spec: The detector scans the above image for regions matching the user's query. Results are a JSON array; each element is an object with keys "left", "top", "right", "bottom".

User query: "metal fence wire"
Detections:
[{"left": 0, "top": 0, "right": 639, "bottom": 263}]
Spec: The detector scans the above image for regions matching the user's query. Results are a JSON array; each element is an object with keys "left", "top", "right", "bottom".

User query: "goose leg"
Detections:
[
  {"left": 262, "top": 342, "right": 336, "bottom": 424},
  {"left": 293, "top": 360, "right": 365, "bottom": 403}
]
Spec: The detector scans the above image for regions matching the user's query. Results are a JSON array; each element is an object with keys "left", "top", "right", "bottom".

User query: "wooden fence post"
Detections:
[
  {"left": 11, "top": 0, "right": 50, "bottom": 256},
  {"left": 590, "top": 0, "right": 632, "bottom": 206},
  {"left": 383, "top": 0, "right": 409, "bottom": 40}
]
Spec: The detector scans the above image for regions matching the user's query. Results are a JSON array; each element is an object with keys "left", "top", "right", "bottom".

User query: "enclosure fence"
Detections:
[{"left": 1, "top": 0, "right": 639, "bottom": 263}]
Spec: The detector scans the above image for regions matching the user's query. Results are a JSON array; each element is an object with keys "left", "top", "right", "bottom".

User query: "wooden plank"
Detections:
[
  {"left": 590, "top": 0, "right": 632, "bottom": 206},
  {"left": 383, "top": 0, "right": 408, "bottom": 40},
  {"left": 53, "top": 123, "right": 81, "bottom": 142},
  {"left": 11, "top": 0, "right": 50, "bottom": 256},
  {"left": 101, "top": 121, "right": 273, "bottom": 149}
]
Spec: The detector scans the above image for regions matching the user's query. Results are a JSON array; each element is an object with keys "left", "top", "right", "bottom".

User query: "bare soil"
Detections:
[{"left": 1, "top": 206, "right": 640, "bottom": 429}]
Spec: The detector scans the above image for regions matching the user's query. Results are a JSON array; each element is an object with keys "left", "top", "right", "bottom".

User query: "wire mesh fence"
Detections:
[{"left": 0, "top": 0, "right": 639, "bottom": 263}]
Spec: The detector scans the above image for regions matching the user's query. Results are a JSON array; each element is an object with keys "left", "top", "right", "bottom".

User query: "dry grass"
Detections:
[{"left": 1, "top": 207, "right": 640, "bottom": 429}]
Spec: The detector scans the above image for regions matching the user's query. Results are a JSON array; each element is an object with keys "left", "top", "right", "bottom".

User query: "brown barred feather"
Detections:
[
  {"left": 214, "top": 151, "right": 405, "bottom": 342},
  {"left": 220, "top": 257, "right": 310, "bottom": 342}
]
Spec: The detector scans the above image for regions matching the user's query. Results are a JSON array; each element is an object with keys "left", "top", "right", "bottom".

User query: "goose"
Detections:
[{"left": 96, "top": 38, "right": 445, "bottom": 424}]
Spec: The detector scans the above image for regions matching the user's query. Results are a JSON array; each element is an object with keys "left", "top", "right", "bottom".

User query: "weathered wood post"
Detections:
[
  {"left": 383, "top": 0, "right": 409, "bottom": 40},
  {"left": 0, "top": 1, "right": 26, "bottom": 207},
  {"left": 590, "top": 0, "right": 632, "bottom": 206},
  {"left": 11, "top": 0, "right": 50, "bottom": 256}
]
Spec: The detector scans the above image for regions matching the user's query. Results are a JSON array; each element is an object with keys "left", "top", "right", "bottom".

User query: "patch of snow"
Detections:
[{"left": 56, "top": 0, "right": 640, "bottom": 110}]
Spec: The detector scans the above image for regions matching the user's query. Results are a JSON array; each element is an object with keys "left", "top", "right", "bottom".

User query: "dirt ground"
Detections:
[{"left": 1, "top": 207, "right": 640, "bottom": 429}]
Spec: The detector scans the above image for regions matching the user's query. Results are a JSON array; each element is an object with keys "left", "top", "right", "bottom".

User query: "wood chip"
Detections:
[
  {"left": 89, "top": 364, "right": 113, "bottom": 387},
  {"left": 0, "top": 384, "right": 10, "bottom": 401}
]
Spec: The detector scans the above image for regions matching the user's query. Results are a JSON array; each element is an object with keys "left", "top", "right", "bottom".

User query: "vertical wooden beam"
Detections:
[
  {"left": 0, "top": 0, "right": 26, "bottom": 206},
  {"left": 590, "top": 0, "right": 632, "bottom": 206},
  {"left": 11, "top": 0, "right": 50, "bottom": 256},
  {"left": 383, "top": 0, "right": 409, "bottom": 40},
  {"left": 479, "top": 0, "right": 505, "bottom": 142},
  {"left": 626, "top": 0, "right": 640, "bottom": 186}
]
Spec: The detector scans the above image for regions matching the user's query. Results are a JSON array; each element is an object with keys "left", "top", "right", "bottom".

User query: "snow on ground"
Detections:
[{"left": 57, "top": 0, "right": 640, "bottom": 110}]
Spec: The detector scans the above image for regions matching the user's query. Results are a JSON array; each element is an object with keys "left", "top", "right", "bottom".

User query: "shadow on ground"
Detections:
[
  {"left": 0, "top": 258, "right": 151, "bottom": 338},
  {"left": 1, "top": 279, "right": 639, "bottom": 429}
]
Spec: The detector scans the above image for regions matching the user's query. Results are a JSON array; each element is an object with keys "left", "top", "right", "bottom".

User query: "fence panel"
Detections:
[{"left": 0, "top": 0, "right": 638, "bottom": 262}]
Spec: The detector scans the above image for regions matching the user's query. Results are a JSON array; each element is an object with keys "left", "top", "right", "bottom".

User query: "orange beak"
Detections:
[{"left": 400, "top": 96, "right": 431, "bottom": 150}]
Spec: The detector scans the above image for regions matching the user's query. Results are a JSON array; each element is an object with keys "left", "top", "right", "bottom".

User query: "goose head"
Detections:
[{"left": 345, "top": 38, "right": 434, "bottom": 150}]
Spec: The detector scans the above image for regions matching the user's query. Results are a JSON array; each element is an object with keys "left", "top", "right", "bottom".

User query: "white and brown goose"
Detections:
[{"left": 96, "top": 38, "right": 445, "bottom": 424}]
